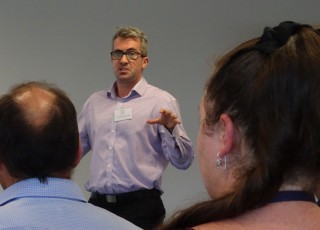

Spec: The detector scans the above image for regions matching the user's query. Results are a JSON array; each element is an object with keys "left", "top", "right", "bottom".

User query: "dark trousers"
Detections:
[{"left": 89, "top": 189, "right": 166, "bottom": 230}]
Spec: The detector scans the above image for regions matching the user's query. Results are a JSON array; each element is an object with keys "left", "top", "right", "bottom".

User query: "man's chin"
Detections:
[{"left": 117, "top": 71, "right": 130, "bottom": 77}]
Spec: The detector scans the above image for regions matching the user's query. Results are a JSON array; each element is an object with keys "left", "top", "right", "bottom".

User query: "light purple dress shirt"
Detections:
[{"left": 78, "top": 78, "right": 194, "bottom": 195}]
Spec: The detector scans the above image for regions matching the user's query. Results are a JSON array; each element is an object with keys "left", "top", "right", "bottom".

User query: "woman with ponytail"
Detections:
[{"left": 160, "top": 21, "right": 320, "bottom": 230}]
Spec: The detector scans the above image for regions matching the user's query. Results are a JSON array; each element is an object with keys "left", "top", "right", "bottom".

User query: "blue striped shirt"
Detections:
[{"left": 0, "top": 178, "right": 141, "bottom": 229}]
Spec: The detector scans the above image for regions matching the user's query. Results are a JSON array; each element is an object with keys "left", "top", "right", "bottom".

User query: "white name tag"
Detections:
[{"left": 114, "top": 108, "right": 132, "bottom": 121}]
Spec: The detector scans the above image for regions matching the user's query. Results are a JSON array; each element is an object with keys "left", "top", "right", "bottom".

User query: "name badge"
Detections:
[{"left": 114, "top": 108, "right": 132, "bottom": 121}]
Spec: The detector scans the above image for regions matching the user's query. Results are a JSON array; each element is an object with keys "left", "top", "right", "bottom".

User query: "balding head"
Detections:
[
  {"left": 0, "top": 81, "right": 79, "bottom": 183},
  {"left": 13, "top": 85, "right": 56, "bottom": 129}
]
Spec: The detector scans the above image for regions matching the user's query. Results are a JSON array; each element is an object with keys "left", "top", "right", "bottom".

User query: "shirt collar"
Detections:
[
  {"left": 106, "top": 77, "right": 148, "bottom": 99},
  {"left": 0, "top": 178, "right": 86, "bottom": 206}
]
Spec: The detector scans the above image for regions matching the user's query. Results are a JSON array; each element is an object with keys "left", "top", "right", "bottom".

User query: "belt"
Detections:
[{"left": 90, "top": 189, "right": 161, "bottom": 203}]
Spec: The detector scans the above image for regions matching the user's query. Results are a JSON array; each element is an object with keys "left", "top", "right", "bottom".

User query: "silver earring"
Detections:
[{"left": 216, "top": 152, "right": 226, "bottom": 170}]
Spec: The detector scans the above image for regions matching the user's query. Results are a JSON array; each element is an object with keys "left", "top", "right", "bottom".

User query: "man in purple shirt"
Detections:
[{"left": 78, "top": 26, "right": 194, "bottom": 229}]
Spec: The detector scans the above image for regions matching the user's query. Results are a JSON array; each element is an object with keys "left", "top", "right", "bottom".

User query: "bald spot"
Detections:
[{"left": 14, "top": 87, "right": 55, "bottom": 128}]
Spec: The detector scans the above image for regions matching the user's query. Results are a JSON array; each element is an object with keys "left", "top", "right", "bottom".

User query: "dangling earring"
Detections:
[{"left": 216, "top": 152, "right": 226, "bottom": 170}]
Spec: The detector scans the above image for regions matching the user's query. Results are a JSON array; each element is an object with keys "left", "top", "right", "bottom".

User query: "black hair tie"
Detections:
[{"left": 255, "top": 21, "right": 312, "bottom": 54}]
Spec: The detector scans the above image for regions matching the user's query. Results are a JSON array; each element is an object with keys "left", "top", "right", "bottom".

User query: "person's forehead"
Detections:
[{"left": 113, "top": 37, "right": 141, "bottom": 50}]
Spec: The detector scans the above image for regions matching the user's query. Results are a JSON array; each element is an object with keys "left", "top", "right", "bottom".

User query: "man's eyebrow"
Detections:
[
  {"left": 126, "top": 48, "right": 139, "bottom": 51},
  {"left": 113, "top": 48, "right": 139, "bottom": 52}
]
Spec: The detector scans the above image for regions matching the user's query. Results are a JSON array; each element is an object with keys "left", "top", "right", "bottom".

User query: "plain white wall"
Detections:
[{"left": 1, "top": 0, "right": 319, "bottom": 217}]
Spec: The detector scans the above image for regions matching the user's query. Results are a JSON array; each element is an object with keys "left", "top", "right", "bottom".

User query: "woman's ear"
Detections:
[{"left": 218, "top": 113, "right": 236, "bottom": 157}]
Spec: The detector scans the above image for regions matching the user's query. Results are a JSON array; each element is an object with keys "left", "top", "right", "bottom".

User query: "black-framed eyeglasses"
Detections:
[{"left": 110, "top": 50, "right": 143, "bottom": 60}]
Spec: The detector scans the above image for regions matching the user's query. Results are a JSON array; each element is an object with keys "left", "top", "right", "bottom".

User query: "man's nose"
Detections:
[{"left": 120, "top": 54, "right": 129, "bottom": 63}]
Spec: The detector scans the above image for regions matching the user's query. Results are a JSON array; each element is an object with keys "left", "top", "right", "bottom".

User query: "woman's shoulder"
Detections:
[{"left": 192, "top": 202, "right": 320, "bottom": 230}]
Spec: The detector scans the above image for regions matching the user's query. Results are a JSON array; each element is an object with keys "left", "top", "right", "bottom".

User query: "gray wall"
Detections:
[{"left": 1, "top": 0, "right": 319, "bottom": 217}]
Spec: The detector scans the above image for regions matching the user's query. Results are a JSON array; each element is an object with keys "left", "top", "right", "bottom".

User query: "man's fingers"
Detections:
[{"left": 147, "top": 118, "right": 160, "bottom": 124}]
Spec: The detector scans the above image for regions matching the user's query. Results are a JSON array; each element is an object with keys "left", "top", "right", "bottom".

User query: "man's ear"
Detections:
[
  {"left": 73, "top": 142, "right": 82, "bottom": 167},
  {"left": 142, "top": 56, "right": 149, "bottom": 69},
  {"left": 0, "top": 161, "right": 16, "bottom": 189},
  {"left": 218, "top": 113, "right": 235, "bottom": 157}
]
